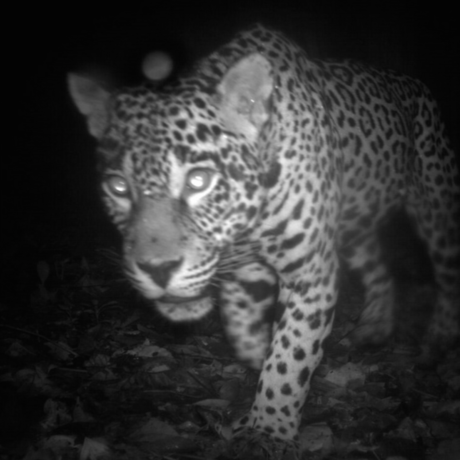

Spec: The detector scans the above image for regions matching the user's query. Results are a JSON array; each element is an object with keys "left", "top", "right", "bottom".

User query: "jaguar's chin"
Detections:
[{"left": 155, "top": 295, "right": 214, "bottom": 321}]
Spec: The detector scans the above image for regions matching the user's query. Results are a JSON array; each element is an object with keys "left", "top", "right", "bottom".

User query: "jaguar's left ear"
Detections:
[
  {"left": 216, "top": 53, "right": 273, "bottom": 142},
  {"left": 68, "top": 73, "right": 111, "bottom": 139}
]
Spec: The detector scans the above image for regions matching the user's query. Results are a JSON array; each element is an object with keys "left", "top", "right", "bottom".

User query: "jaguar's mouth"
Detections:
[
  {"left": 155, "top": 294, "right": 214, "bottom": 321},
  {"left": 159, "top": 294, "right": 207, "bottom": 304},
  {"left": 159, "top": 286, "right": 213, "bottom": 305}
]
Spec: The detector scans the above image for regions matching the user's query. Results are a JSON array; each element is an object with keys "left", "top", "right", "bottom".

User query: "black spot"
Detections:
[
  {"left": 261, "top": 219, "right": 288, "bottom": 237},
  {"left": 228, "top": 163, "right": 245, "bottom": 182},
  {"left": 281, "top": 335, "right": 290, "bottom": 349},
  {"left": 293, "top": 347, "right": 306, "bottom": 361},
  {"left": 281, "top": 256, "right": 304, "bottom": 274},
  {"left": 265, "top": 388, "right": 274, "bottom": 400},
  {"left": 307, "top": 310, "right": 321, "bottom": 329},
  {"left": 240, "top": 279, "right": 276, "bottom": 303},
  {"left": 312, "top": 340, "right": 320, "bottom": 355},
  {"left": 246, "top": 206, "right": 257, "bottom": 220},
  {"left": 267, "top": 244, "right": 278, "bottom": 254},
  {"left": 281, "top": 384, "right": 292, "bottom": 396},
  {"left": 298, "top": 366, "right": 311, "bottom": 386},
  {"left": 292, "top": 309, "right": 304, "bottom": 321},
  {"left": 303, "top": 217, "right": 312, "bottom": 229},
  {"left": 264, "top": 161, "right": 281, "bottom": 187},
  {"left": 266, "top": 406, "right": 276, "bottom": 415},
  {"left": 309, "top": 228, "right": 319, "bottom": 244},
  {"left": 277, "top": 362, "right": 287, "bottom": 374},
  {"left": 285, "top": 149, "right": 296, "bottom": 159},
  {"left": 173, "top": 130, "right": 183, "bottom": 142},
  {"left": 211, "top": 124, "right": 222, "bottom": 137},
  {"left": 176, "top": 119, "right": 186, "bottom": 130},
  {"left": 273, "top": 191, "right": 290, "bottom": 215},
  {"left": 280, "top": 232, "right": 305, "bottom": 250},
  {"left": 194, "top": 97, "right": 206, "bottom": 109},
  {"left": 239, "top": 415, "right": 249, "bottom": 425},
  {"left": 292, "top": 199, "right": 304, "bottom": 219}
]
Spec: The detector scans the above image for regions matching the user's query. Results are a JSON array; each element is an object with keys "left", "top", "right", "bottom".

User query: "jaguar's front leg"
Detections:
[
  {"left": 219, "top": 262, "right": 278, "bottom": 370},
  {"left": 232, "top": 271, "right": 338, "bottom": 441}
]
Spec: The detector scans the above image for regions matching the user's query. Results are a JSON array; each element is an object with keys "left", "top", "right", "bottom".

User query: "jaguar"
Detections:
[{"left": 68, "top": 24, "right": 460, "bottom": 441}]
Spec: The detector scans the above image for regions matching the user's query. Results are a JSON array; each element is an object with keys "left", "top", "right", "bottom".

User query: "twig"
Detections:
[{"left": 0, "top": 324, "right": 78, "bottom": 357}]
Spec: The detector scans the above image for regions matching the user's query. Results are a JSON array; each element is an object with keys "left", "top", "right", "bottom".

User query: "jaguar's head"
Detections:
[{"left": 69, "top": 53, "right": 279, "bottom": 321}]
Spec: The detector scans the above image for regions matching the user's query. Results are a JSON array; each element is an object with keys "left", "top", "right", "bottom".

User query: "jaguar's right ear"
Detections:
[
  {"left": 215, "top": 53, "right": 273, "bottom": 143},
  {"left": 68, "top": 74, "right": 111, "bottom": 139}
]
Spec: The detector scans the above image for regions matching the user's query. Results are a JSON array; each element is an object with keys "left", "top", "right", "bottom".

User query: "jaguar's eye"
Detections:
[
  {"left": 186, "top": 168, "right": 213, "bottom": 192},
  {"left": 106, "top": 176, "right": 129, "bottom": 197}
]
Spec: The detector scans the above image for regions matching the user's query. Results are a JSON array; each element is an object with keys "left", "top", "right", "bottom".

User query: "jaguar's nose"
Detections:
[{"left": 137, "top": 258, "right": 183, "bottom": 289}]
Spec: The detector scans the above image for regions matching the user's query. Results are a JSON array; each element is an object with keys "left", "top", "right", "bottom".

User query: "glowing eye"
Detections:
[
  {"left": 106, "top": 176, "right": 129, "bottom": 196},
  {"left": 186, "top": 168, "right": 213, "bottom": 191}
]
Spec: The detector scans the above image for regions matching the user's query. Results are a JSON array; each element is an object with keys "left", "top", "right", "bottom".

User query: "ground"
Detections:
[{"left": 1, "top": 215, "right": 459, "bottom": 460}]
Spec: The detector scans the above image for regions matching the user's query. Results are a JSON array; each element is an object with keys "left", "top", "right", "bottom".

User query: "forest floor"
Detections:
[{"left": 1, "top": 216, "right": 459, "bottom": 459}]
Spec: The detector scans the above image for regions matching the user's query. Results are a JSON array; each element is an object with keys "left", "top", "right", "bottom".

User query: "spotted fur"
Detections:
[{"left": 69, "top": 24, "right": 460, "bottom": 440}]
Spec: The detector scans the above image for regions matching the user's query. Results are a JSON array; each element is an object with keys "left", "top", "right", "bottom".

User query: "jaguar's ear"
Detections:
[
  {"left": 216, "top": 53, "right": 273, "bottom": 142},
  {"left": 68, "top": 74, "right": 111, "bottom": 139}
]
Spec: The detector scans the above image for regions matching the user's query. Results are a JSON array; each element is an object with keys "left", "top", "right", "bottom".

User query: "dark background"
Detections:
[{"left": 6, "top": 3, "right": 459, "bottom": 244}]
